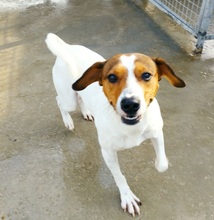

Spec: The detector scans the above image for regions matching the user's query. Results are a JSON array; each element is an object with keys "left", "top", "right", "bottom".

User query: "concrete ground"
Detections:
[{"left": 0, "top": 0, "right": 214, "bottom": 219}]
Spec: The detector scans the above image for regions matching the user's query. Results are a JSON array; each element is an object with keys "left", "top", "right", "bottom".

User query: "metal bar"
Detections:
[{"left": 195, "top": 0, "right": 214, "bottom": 53}]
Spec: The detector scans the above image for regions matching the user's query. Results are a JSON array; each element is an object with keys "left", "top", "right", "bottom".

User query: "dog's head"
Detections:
[{"left": 72, "top": 53, "right": 186, "bottom": 125}]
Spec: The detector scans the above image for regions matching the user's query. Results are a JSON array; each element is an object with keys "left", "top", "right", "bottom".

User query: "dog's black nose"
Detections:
[{"left": 121, "top": 97, "right": 140, "bottom": 115}]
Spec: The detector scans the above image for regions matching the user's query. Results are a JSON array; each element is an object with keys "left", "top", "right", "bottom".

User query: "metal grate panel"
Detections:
[{"left": 149, "top": 0, "right": 214, "bottom": 53}]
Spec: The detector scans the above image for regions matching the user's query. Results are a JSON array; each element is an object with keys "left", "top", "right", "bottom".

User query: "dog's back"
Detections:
[{"left": 45, "top": 33, "right": 105, "bottom": 81}]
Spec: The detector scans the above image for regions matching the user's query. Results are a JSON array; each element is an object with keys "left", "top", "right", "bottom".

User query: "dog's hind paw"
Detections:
[
  {"left": 82, "top": 111, "right": 94, "bottom": 121},
  {"left": 63, "top": 114, "right": 74, "bottom": 131},
  {"left": 78, "top": 96, "right": 94, "bottom": 121},
  {"left": 120, "top": 188, "right": 141, "bottom": 217}
]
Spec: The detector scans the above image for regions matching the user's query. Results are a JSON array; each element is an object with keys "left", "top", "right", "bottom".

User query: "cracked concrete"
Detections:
[{"left": 0, "top": 0, "right": 214, "bottom": 219}]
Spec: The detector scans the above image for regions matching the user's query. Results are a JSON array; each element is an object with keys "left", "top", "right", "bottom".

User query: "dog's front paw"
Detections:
[
  {"left": 155, "top": 157, "right": 168, "bottom": 173},
  {"left": 120, "top": 188, "right": 141, "bottom": 216}
]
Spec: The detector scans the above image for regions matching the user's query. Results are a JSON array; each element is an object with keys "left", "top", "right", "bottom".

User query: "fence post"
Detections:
[{"left": 195, "top": 0, "right": 214, "bottom": 53}]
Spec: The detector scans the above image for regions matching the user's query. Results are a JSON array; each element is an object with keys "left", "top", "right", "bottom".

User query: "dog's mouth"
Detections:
[{"left": 121, "top": 115, "right": 141, "bottom": 125}]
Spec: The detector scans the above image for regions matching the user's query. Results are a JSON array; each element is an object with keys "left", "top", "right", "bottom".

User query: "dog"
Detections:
[{"left": 45, "top": 33, "right": 186, "bottom": 216}]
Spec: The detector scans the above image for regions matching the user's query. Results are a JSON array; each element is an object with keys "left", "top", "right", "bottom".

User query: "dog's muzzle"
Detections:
[{"left": 120, "top": 97, "right": 141, "bottom": 125}]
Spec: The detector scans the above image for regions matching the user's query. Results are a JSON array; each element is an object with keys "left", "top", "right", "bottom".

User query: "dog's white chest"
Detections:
[
  {"left": 117, "top": 132, "right": 146, "bottom": 150},
  {"left": 94, "top": 98, "right": 163, "bottom": 151}
]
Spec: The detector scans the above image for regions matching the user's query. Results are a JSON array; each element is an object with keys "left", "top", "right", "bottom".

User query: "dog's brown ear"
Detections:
[
  {"left": 72, "top": 61, "right": 107, "bottom": 91},
  {"left": 153, "top": 58, "right": 186, "bottom": 88}
]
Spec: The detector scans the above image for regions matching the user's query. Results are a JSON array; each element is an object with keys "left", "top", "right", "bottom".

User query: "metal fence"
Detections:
[{"left": 149, "top": 0, "right": 214, "bottom": 53}]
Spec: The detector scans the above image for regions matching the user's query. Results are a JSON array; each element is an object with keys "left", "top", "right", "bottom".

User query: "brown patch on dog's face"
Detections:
[
  {"left": 134, "top": 54, "right": 159, "bottom": 106},
  {"left": 101, "top": 55, "right": 128, "bottom": 108}
]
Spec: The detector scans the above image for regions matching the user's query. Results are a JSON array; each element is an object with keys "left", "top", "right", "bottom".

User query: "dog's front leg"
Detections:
[
  {"left": 101, "top": 148, "right": 141, "bottom": 216},
  {"left": 151, "top": 130, "right": 169, "bottom": 173}
]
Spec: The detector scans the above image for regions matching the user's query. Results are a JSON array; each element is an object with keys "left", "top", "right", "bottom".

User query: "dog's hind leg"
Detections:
[
  {"left": 77, "top": 95, "right": 94, "bottom": 121},
  {"left": 52, "top": 61, "right": 78, "bottom": 131},
  {"left": 56, "top": 96, "right": 76, "bottom": 131}
]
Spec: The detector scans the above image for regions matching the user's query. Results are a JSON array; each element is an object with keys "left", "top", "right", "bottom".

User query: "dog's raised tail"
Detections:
[{"left": 45, "top": 33, "right": 69, "bottom": 62}]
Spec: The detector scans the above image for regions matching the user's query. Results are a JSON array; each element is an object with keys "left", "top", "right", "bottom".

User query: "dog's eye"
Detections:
[
  {"left": 108, "top": 74, "right": 118, "bottom": 83},
  {"left": 141, "top": 72, "right": 152, "bottom": 81}
]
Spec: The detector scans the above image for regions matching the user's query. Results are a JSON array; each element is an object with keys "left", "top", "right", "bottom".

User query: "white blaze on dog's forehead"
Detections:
[
  {"left": 120, "top": 55, "right": 139, "bottom": 95},
  {"left": 120, "top": 55, "right": 136, "bottom": 73},
  {"left": 116, "top": 54, "right": 147, "bottom": 116}
]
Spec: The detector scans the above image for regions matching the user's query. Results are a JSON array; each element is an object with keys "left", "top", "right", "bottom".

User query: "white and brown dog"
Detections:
[{"left": 46, "top": 33, "right": 185, "bottom": 216}]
